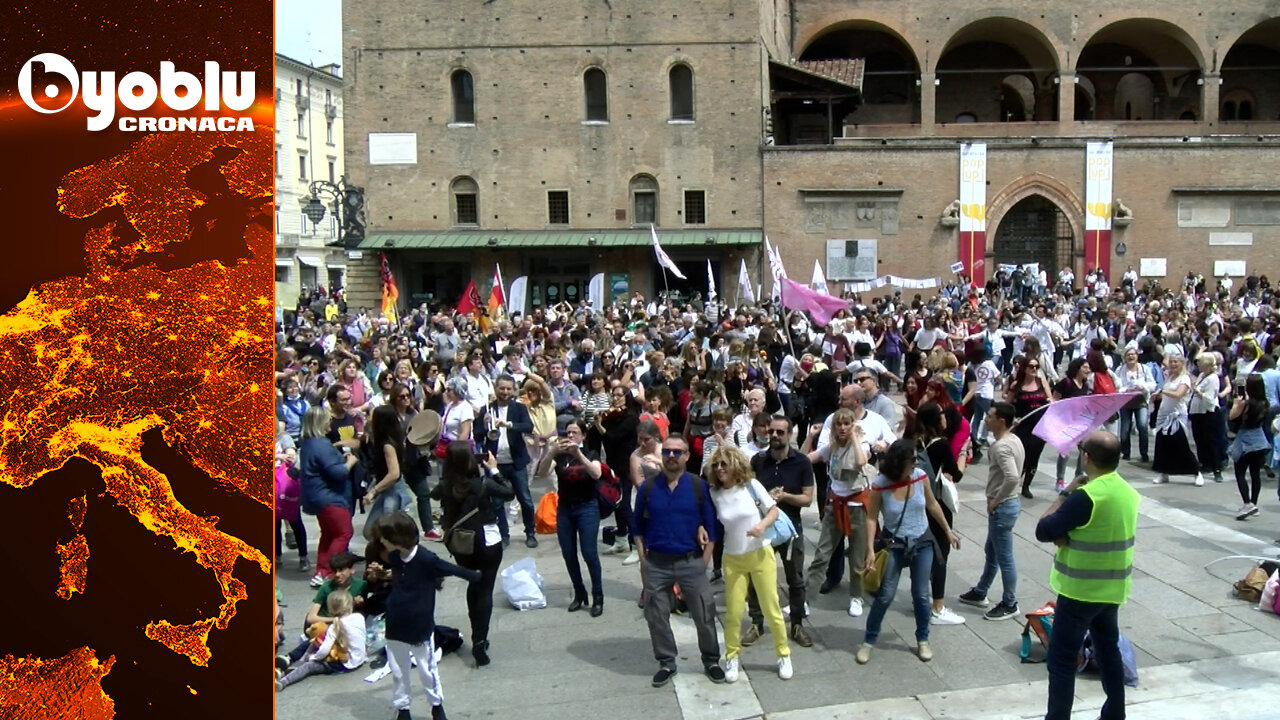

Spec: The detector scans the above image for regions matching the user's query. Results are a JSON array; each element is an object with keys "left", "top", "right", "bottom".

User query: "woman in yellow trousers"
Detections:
[{"left": 706, "top": 444, "right": 792, "bottom": 682}]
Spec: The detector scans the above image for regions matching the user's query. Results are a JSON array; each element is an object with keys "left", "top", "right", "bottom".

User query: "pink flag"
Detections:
[
  {"left": 1031, "top": 392, "right": 1142, "bottom": 455},
  {"left": 780, "top": 277, "right": 848, "bottom": 327}
]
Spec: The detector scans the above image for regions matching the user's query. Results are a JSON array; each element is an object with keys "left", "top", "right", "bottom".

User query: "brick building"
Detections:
[{"left": 340, "top": 1, "right": 1280, "bottom": 312}]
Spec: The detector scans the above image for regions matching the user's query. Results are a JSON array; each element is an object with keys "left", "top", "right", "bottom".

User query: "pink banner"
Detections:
[
  {"left": 1031, "top": 392, "right": 1142, "bottom": 455},
  {"left": 780, "top": 277, "right": 848, "bottom": 327}
]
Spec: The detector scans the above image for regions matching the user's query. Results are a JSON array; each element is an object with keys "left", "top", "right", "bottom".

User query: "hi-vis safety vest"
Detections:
[{"left": 1049, "top": 472, "right": 1140, "bottom": 604}]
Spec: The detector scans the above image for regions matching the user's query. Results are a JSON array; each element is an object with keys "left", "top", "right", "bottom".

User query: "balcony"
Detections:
[
  {"left": 836, "top": 119, "right": 1280, "bottom": 143},
  {"left": 325, "top": 103, "right": 338, "bottom": 120},
  {"left": 295, "top": 95, "right": 309, "bottom": 111}
]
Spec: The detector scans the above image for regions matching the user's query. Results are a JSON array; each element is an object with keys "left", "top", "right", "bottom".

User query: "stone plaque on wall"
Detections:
[
  {"left": 804, "top": 203, "right": 826, "bottom": 233},
  {"left": 1236, "top": 199, "right": 1280, "bottom": 226},
  {"left": 828, "top": 202, "right": 850, "bottom": 230},
  {"left": 1209, "top": 232, "right": 1253, "bottom": 246},
  {"left": 881, "top": 204, "right": 899, "bottom": 235},
  {"left": 855, "top": 202, "right": 876, "bottom": 227},
  {"left": 1176, "top": 199, "right": 1230, "bottom": 228}
]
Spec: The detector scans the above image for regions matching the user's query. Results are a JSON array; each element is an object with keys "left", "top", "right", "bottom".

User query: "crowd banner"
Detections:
[
  {"left": 737, "top": 258, "right": 755, "bottom": 304},
  {"left": 1085, "top": 141, "right": 1114, "bottom": 278},
  {"left": 811, "top": 259, "right": 828, "bottom": 294},
  {"left": 508, "top": 276, "right": 529, "bottom": 316},
  {"left": 588, "top": 273, "right": 606, "bottom": 313},
  {"left": 765, "top": 236, "right": 786, "bottom": 300},
  {"left": 1032, "top": 392, "right": 1140, "bottom": 455},
  {"left": 706, "top": 259, "right": 717, "bottom": 301},
  {"left": 843, "top": 274, "right": 942, "bottom": 294},
  {"left": 650, "top": 223, "right": 688, "bottom": 280},
  {"left": 379, "top": 251, "right": 399, "bottom": 323},
  {"left": 780, "top": 277, "right": 848, "bottom": 326},
  {"left": 950, "top": 261, "right": 965, "bottom": 274},
  {"left": 457, "top": 279, "right": 482, "bottom": 317},
  {"left": 959, "top": 142, "right": 987, "bottom": 286}
]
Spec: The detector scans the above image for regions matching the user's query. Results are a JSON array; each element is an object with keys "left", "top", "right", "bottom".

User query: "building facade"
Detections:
[
  {"left": 341, "top": 1, "right": 1280, "bottom": 312},
  {"left": 274, "top": 53, "right": 347, "bottom": 307}
]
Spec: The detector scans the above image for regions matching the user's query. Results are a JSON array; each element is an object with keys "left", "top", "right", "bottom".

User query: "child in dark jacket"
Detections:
[{"left": 372, "top": 511, "right": 481, "bottom": 720}]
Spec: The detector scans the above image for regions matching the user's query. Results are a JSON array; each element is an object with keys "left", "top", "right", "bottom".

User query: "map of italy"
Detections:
[{"left": 0, "top": 128, "right": 273, "bottom": 715}]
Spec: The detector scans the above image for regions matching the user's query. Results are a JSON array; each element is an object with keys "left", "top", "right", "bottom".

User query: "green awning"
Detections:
[{"left": 360, "top": 229, "right": 762, "bottom": 250}]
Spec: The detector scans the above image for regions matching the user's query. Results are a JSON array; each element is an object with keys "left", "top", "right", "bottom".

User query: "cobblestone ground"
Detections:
[{"left": 274, "top": 439, "right": 1280, "bottom": 720}]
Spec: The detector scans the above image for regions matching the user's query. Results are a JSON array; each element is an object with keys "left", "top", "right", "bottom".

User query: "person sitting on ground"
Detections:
[
  {"left": 276, "top": 551, "right": 367, "bottom": 671},
  {"left": 275, "top": 589, "right": 367, "bottom": 691}
]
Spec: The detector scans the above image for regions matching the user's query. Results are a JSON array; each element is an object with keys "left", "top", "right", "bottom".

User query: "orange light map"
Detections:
[
  {"left": 1, "top": 3, "right": 274, "bottom": 715},
  {"left": 0, "top": 128, "right": 275, "bottom": 715}
]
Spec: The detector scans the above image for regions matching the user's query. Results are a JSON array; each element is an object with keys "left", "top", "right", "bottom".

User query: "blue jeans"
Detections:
[
  {"left": 364, "top": 479, "right": 414, "bottom": 540},
  {"left": 494, "top": 463, "right": 534, "bottom": 540},
  {"left": 970, "top": 396, "right": 992, "bottom": 446},
  {"left": 1046, "top": 595, "right": 1125, "bottom": 720},
  {"left": 1117, "top": 405, "right": 1148, "bottom": 460},
  {"left": 863, "top": 542, "right": 933, "bottom": 645},
  {"left": 557, "top": 499, "right": 603, "bottom": 602},
  {"left": 974, "top": 498, "right": 1019, "bottom": 607}
]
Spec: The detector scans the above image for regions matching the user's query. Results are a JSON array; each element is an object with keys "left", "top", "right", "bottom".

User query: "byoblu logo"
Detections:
[{"left": 18, "top": 52, "right": 256, "bottom": 132}]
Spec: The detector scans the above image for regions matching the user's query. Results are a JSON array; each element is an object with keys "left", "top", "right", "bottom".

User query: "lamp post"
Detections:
[{"left": 302, "top": 176, "right": 366, "bottom": 249}]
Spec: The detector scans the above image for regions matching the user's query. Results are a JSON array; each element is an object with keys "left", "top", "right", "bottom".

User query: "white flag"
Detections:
[
  {"left": 811, "top": 259, "right": 828, "bottom": 294},
  {"left": 738, "top": 258, "right": 755, "bottom": 303},
  {"left": 650, "top": 224, "right": 687, "bottom": 280},
  {"left": 706, "top": 259, "right": 717, "bottom": 301},
  {"left": 588, "top": 273, "right": 606, "bottom": 312},
  {"left": 507, "top": 276, "right": 528, "bottom": 316}
]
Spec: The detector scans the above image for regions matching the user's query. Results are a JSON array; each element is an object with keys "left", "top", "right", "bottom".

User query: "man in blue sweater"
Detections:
[{"left": 634, "top": 433, "right": 725, "bottom": 688}]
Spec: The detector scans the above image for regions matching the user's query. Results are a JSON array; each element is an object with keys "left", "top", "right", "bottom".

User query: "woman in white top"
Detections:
[
  {"left": 440, "top": 377, "right": 475, "bottom": 448},
  {"left": 707, "top": 444, "right": 792, "bottom": 683},
  {"left": 1151, "top": 353, "right": 1203, "bottom": 485},
  {"left": 1116, "top": 348, "right": 1157, "bottom": 462},
  {"left": 1188, "top": 352, "right": 1227, "bottom": 483}
]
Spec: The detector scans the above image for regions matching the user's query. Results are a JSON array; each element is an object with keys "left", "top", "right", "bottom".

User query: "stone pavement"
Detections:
[{"left": 274, "top": 449, "right": 1280, "bottom": 720}]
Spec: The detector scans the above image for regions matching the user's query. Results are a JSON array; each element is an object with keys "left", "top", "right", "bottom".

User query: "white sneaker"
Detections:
[
  {"left": 847, "top": 598, "right": 864, "bottom": 617},
  {"left": 622, "top": 551, "right": 640, "bottom": 566},
  {"left": 930, "top": 607, "right": 966, "bottom": 625},
  {"left": 783, "top": 602, "right": 810, "bottom": 617},
  {"left": 1194, "top": 473, "right": 1205, "bottom": 487},
  {"left": 723, "top": 657, "right": 740, "bottom": 683},
  {"left": 1153, "top": 474, "right": 1169, "bottom": 484},
  {"left": 777, "top": 655, "right": 793, "bottom": 680},
  {"left": 1236, "top": 503, "right": 1260, "bottom": 520}
]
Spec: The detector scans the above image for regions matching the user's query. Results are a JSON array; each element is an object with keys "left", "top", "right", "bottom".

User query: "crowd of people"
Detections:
[{"left": 272, "top": 266, "right": 1280, "bottom": 718}]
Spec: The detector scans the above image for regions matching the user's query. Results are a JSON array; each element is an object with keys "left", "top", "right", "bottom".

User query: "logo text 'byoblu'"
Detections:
[{"left": 18, "top": 53, "right": 256, "bottom": 132}]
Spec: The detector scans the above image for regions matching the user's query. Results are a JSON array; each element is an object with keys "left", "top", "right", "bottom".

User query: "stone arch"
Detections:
[
  {"left": 935, "top": 17, "right": 1063, "bottom": 122},
  {"left": 794, "top": 16, "right": 923, "bottom": 72},
  {"left": 987, "top": 173, "right": 1084, "bottom": 269}
]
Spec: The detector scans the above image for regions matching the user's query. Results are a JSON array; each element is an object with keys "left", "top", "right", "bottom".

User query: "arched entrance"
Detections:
[{"left": 992, "top": 196, "right": 1074, "bottom": 278}]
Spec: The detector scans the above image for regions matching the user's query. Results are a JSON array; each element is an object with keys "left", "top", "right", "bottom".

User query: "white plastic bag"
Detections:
[
  {"left": 1259, "top": 569, "right": 1279, "bottom": 614},
  {"left": 500, "top": 556, "right": 547, "bottom": 611}
]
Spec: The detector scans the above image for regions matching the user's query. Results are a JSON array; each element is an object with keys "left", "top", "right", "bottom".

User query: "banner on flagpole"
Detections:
[
  {"left": 650, "top": 224, "right": 688, "bottom": 279},
  {"left": 780, "top": 278, "right": 848, "bottom": 326},
  {"left": 706, "top": 259, "right": 717, "bottom": 301},
  {"left": 737, "top": 259, "right": 755, "bottom": 303},
  {"left": 508, "top": 276, "right": 528, "bottom": 316},
  {"left": 1085, "top": 141, "right": 1114, "bottom": 277},
  {"left": 959, "top": 142, "right": 987, "bottom": 286},
  {"left": 1032, "top": 392, "right": 1140, "bottom": 455},
  {"left": 588, "top": 273, "right": 606, "bottom": 312},
  {"left": 811, "top": 259, "right": 828, "bottom": 294}
]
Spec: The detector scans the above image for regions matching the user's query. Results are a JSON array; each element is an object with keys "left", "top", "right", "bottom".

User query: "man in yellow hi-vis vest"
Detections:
[{"left": 1035, "top": 431, "right": 1139, "bottom": 720}]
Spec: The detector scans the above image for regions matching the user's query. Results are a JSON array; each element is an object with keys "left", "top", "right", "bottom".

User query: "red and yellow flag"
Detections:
[
  {"left": 488, "top": 264, "right": 506, "bottom": 318},
  {"left": 379, "top": 252, "right": 399, "bottom": 323}
]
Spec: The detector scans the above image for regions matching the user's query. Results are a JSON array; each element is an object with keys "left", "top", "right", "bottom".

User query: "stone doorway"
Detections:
[{"left": 992, "top": 195, "right": 1074, "bottom": 278}]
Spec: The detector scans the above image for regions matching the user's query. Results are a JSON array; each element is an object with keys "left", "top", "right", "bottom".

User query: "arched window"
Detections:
[
  {"left": 669, "top": 64, "right": 694, "bottom": 121},
  {"left": 451, "top": 70, "right": 474, "bottom": 124},
  {"left": 584, "top": 68, "right": 608, "bottom": 122},
  {"left": 629, "top": 174, "right": 658, "bottom": 225},
  {"left": 450, "top": 176, "right": 478, "bottom": 226}
]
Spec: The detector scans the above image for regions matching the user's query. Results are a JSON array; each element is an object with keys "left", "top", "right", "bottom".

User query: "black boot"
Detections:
[
  {"left": 1021, "top": 480, "right": 1033, "bottom": 500},
  {"left": 431, "top": 705, "right": 448, "bottom": 720},
  {"left": 590, "top": 598, "right": 604, "bottom": 617},
  {"left": 472, "top": 640, "right": 490, "bottom": 667}
]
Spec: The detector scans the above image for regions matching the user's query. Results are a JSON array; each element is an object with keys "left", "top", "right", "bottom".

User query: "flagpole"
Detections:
[{"left": 495, "top": 263, "right": 507, "bottom": 316}]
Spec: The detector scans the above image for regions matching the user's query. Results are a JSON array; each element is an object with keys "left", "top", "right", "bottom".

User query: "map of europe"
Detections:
[{"left": 0, "top": 128, "right": 274, "bottom": 716}]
